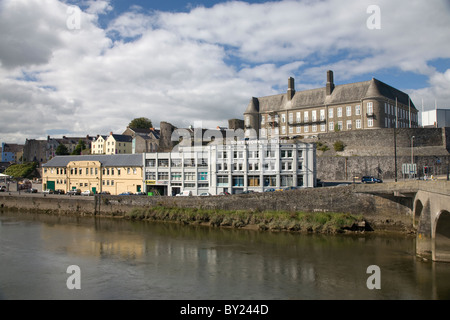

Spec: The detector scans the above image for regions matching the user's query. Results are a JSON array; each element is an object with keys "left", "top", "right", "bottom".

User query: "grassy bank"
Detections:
[{"left": 124, "top": 206, "right": 366, "bottom": 234}]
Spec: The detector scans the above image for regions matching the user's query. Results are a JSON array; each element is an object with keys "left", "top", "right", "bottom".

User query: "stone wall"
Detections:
[{"left": 0, "top": 185, "right": 415, "bottom": 232}]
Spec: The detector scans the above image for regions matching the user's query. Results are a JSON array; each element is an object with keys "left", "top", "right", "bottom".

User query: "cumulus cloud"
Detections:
[{"left": 0, "top": 0, "right": 449, "bottom": 144}]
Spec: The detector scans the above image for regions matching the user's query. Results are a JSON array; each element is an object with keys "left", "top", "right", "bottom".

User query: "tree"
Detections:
[
  {"left": 55, "top": 144, "right": 69, "bottom": 155},
  {"left": 71, "top": 139, "right": 87, "bottom": 155},
  {"left": 128, "top": 117, "right": 153, "bottom": 129}
]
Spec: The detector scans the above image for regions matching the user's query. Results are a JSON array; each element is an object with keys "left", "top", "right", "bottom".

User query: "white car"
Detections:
[
  {"left": 81, "top": 190, "right": 93, "bottom": 196},
  {"left": 199, "top": 192, "right": 211, "bottom": 197}
]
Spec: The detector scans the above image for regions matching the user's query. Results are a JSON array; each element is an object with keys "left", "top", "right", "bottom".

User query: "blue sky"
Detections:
[{"left": 1, "top": 0, "right": 450, "bottom": 143}]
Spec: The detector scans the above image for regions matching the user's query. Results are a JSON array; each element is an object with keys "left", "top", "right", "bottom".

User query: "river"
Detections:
[{"left": 0, "top": 211, "right": 449, "bottom": 300}]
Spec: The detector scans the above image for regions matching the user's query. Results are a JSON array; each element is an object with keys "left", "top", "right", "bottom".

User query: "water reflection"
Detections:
[{"left": 0, "top": 212, "right": 449, "bottom": 300}]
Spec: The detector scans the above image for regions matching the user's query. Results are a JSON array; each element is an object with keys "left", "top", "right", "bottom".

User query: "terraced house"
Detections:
[
  {"left": 42, "top": 154, "right": 143, "bottom": 195},
  {"left": 244, "top": 70, "right": 419, "bottom": 139}
]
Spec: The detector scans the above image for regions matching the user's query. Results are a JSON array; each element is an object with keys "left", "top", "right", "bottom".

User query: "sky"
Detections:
[{"left": 1, "top": 0, "right": 450, "bottom": 144}]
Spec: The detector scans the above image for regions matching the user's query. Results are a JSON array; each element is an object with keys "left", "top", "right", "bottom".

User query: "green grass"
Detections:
[{"left": 124, "top": 206, "right": 365, "bottom": 234}]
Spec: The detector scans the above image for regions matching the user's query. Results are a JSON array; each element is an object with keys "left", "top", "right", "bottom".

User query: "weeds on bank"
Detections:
[{"left": 125, "top": 206, "right": 364, "bottom": 234}]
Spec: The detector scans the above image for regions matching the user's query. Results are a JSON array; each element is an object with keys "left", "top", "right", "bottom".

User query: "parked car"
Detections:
[
  {"left": 177, "top": 191, "right": 192, "bottom": 197},
  {"left": 54, "top": 189, "right": 65, "bottom": 195},
  {"left": 25, "top": 188, "right": 38, "bottom": 193},
  {"left": 81, "top": 190, "right": 93, "bottom": 196},
  {"left": 264, "top": 188, "right": 276, "bottom": 192},
  {"left": 67, "top": 189, "right": 81, "bottom": 195},
  {"left": 119, "top": 191, "right": 133, "bottom": 196},
  {"left": 199, "top": 192, "right": 211, "bottom": 197},
  {"left": 43, "top": 189, "right": 54, "bottom": 194},
  {"left": 218, "top": 191, "right": 231, "bottom": 196},
  {"left": 0, "top": 186, "right": 6, "bottom": 192},
  {"left": 135, "top": 192, "right": 146, "bottom": 196},
  {"left": 99, "top": 191, "right": 110, "bottom": 195},
  {"left": 283, "top": 186, "right": 298, "bottom": 191},
  {"left": 361, "top": 176, "right": 383, "bottom": 184}
]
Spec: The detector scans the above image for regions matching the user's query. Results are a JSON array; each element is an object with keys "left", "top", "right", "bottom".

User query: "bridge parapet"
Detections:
[{"left": 354, "top": 180, "right": 450, "bottom": 196}]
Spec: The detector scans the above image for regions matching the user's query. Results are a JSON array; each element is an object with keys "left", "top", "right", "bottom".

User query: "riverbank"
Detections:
[
  {"left": 122, "top": 206, "right": 367, "bottom": 234},
  {"left": 0, "top": 185, "right": 416, "bottom": 234}
]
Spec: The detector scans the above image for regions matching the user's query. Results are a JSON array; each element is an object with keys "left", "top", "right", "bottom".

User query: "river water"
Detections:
[{"left": 0, "top": 211, "right": 449, "bottom": 300}]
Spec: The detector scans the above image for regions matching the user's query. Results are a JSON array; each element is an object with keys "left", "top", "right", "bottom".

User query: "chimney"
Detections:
[
  {"left": 287, "top": 77, "right": 295, "bottom": 100},
  {"left": 326, "top": 70, "right": 335, "bottom": 95},
  {"left": 110, "top": 131, "right": 113, "bottom": 136}
]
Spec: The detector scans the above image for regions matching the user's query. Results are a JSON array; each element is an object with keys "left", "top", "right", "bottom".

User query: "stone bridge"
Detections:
[{"left": 354, "top": 180, "right": 450, "bottom": 262}]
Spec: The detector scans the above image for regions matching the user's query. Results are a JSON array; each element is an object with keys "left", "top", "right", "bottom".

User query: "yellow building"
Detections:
[
  {"left": 42, "top": 154, "right": 143, "bottom": 195},
  {"left": 91, "top": 135, "right": 107, "bottom": 154},
  {"left": 91, "top": 133, "right": 133, "bottom": 155}
]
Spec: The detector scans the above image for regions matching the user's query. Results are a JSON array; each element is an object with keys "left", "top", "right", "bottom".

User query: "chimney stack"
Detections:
[
  {"left": 326, "top": 70, "right": 335, "bottom": 95},
  {"left": 287, "top": 77, "right": 295, "bottom": 100}
]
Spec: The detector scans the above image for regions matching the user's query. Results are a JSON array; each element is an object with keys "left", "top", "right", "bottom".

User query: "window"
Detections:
[
  {"left": 312, "top": 110, "right": 317, "bottom": 122},
  {"left": 337, "top": 121, "right": 343, "bottom": 130},
  {"left": 263, "top": 176, "right": 276, "bottom": 187},
  {"left": 367, "top": 102, "right": 373, "bottom": 115},
  {"left": 304, "top": 111, "right": 309, "bottom": 122},
  {"left": 346, "top": 106, "right": 352, "bottom": 117},
  {"left": 320, "top": 109, "right": 325, "bottom": 121},
  {"left": 356, "top": 119, "right": 362, "bottom": 129},
  {"left": 232, "top": 176, "right": 244, "bottom": 187},
  {"left": 337, "top": 107, "right": 342, "bottom": 117},
  {"left": 158, "top": 159, "right": 169, "bottom": 167},
  {"left": 368, "top": 118, "right": 374, "bottom": 127},
  {"left": 329, "top": 121, "right": 334, "bottom": 131},
  {"left": 297, "top": 175, "right": 304, "bottom": 187},
  {"left": 304, "top": 125, "right": 309, "bottom": 133},
  {"left": 171, "top": 172, "right": 182, "bottom": 181},
  {"left": 281, "top": 176, "right": 293, "bottom": 187},
  {"left": 296, "top": 112, "right": 301, "bottom": 123},
  {"left": 329, "top": 108, "right": 334, "bottom": 118},
  {"left": 281, "top": 126, "right": 286, "bottom": 134},
  {"left": 320, "top": 124, "right": 326, "bottom": 132},
  {"left": 289, "top": 126, "right": 294, "bottom": 134},
  {"left": 248, "top": 176, "right": 260, "bottom": 187},
  {"left": 184, "top": 172, "right": 195, "bottom": 181},
  {"left": 288, "top": 113, "right": 293, "bottom": 123},
  {"left": 217, "top": 176, "right": 229, "bottom": 186},
  {"left": 296, "top": 126, "right": 301, "bottom": 133},
  {"left": 158, "top": 172, "right": 169, "bottom": 180},
  {"left": 146, "top": 172, "right": 156, "bottom": 180},
  {"left": 312, "top": 125, "right": 317, "bottom": 132},
  {"left": 261, "top": 115, "right": 265, "bottom": 125},
  {"left": 116, "top": 168, "right": 119, "bottom": 176},
  {"left": 347, "top": 120, "right": 352, "bottom": 130},
  {"left": 356, "top": 105, "right": 361, "bottom": 115},
  {"left": 281, "top": 113, "right": 286, "bottom": 123},
  {"left": 198, "top": 172, "right": 208, "bottom": 181},
  {"left": 281, "top": 150, "right": 293, "bottom": 158},
  {"left": 146, "top": 159, "right": 156, "bottom": 167}
]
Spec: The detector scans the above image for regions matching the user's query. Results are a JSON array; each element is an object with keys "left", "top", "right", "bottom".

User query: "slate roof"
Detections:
[
  {"left": 42, "top": 154, "right": 143, "bottom": 167},
  {"left": 110, "top": 134, "right": 133, "bottom": 143},
  {"left": 245, "top": 78, "right": 416, "bottom": 114}
]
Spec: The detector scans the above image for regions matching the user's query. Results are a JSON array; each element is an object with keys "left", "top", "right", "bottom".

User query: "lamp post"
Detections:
[{"left": 411, "top": 136, "right": 415, "bottom": 179}]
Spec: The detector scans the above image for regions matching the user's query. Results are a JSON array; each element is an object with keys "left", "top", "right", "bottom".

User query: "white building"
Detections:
[
  {"left": 143, "top": 140, "right": 316, "bottom": 196},
  {"left": 421, "top": 109, "right": 450, "bottom": 128}
]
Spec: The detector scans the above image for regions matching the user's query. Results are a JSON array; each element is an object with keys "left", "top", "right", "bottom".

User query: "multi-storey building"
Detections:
[
  {"left": 91, "top": 133, "right": 133, "bottom": 155},
  {"left": 143, "top": 141, "right": 316, "bottom": 196},
  {"left": 42, "top": 154, "right": 143, "bottom": 195},
  {"left": 244, "top": 70, "right": 419, "bottom": 139},
  {"left": 1, "top": 143, "right": 24, "bottom": 163}
]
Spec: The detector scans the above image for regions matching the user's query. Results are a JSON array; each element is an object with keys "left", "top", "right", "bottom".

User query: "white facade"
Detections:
[
  {"left": 421, "top": 109, "right": 450, "bottom": 128},
  {"left": 143, "top": 140, "right": 316, "bottom": 196}
]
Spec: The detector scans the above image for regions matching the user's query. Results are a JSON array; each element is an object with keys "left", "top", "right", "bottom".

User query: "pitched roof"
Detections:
[
  {"left": 245, "top": 78, "right": 416, "bottom": 114},
  {"left": 109, "top": 134, "right": 133, "bottom": 143},
  {"left": 42, "top": 154, "right": 143, "bottom": 167}
]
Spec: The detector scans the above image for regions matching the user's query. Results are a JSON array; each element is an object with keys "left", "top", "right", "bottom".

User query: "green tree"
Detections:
[
  {"left": 55, "top": 144, "right": 69, "bottom": 155},
  {"left": 71, "top": 139, "right": 87, "bottom": 155},
  {"left": 333, "top": 140, "right": 346, "bottom": 152},
  {"left": 128, "top": 117, "right": 153, "bottom": 129}
]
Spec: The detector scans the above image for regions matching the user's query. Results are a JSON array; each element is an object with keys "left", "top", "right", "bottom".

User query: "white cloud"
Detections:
[{"left": 0, "top": 0, "right": 449, "bottom": 144}]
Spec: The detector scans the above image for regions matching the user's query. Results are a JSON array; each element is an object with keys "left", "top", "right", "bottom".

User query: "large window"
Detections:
[
  {"left": 158, "top": 172, "right": 169, "bottom": 180},
  {"left": 217, "top": 176, "right": 229, "bottom": 187},
  {"left": 198, "top": 172, "right": 208, "bottom": 181},
  {"left": 367, "top": 102, "right": 373, "bottom": 115},
  {"left": 158, "top": 159, "right": 169, "bottom": 167},
  {"left": 184, "top": 172, "right": 195, "bottom": 181},
  {"left": 233, "top": 176, "right": 244, "bottom": 187},
  {"left": 248, "top": 176, "right": 260, "bottom": 187},
  {"left": 263, "top": 176, "right": 276, "bottom": 187}
]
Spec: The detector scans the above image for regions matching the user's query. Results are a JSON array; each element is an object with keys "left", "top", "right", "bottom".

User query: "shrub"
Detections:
[{"left": 333, "top": 140, "right": 345, "bottom": 152}]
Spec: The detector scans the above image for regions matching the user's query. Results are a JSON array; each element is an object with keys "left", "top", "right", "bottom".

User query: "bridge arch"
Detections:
[{"left": 433, "top": 210, "right": 450, "bottom": 262}]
